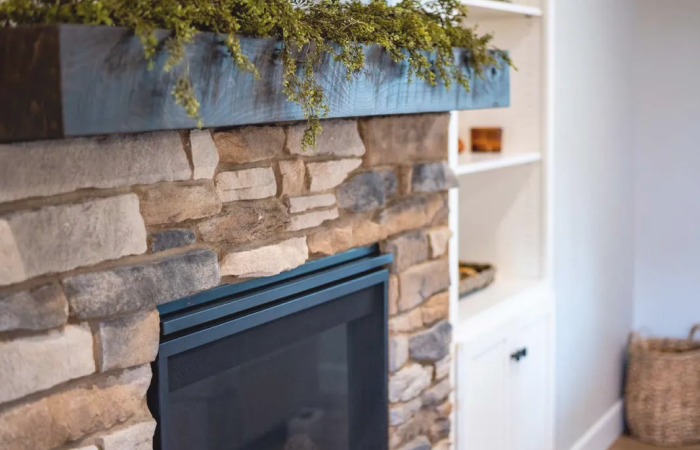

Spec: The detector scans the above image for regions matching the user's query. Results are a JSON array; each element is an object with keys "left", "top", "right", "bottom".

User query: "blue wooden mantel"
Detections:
[{"left": 0, "top": 24, "right": 510, "bottom": 142}]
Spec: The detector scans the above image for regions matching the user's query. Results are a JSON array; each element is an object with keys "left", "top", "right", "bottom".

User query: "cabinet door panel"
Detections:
[
  {"left": 458, "top": 336, "right": 509, "bottom": 450},
  {"left": 508, "top": 315, "right": 550, "bottom": 450}
]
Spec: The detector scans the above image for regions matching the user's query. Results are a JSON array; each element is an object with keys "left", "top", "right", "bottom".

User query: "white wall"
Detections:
[
  {"left": 633, "top": 0, "right": 700, "bottom": 339},
  {"left": 552, "top": 0, "right": 636, "bottom": 448}
]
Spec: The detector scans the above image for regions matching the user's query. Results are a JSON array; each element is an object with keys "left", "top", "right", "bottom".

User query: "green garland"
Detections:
[{"left": 0, "top": 0, "right": 510, "bottom": 148}]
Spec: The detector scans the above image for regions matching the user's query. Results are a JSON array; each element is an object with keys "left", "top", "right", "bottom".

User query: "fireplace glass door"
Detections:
[{"left": 151, "top": 247, "right": 390, "bottom": 450}]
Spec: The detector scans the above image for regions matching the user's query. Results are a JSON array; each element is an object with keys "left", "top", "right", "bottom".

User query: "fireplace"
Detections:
[
  {"left": 0, "top": 113, "right": 455, "bottom": 450},
  {"left": 149, "top": 246, "right": 393, "bottom": 450}
]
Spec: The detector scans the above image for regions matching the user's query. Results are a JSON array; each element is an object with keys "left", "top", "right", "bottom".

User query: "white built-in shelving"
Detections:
[
  {"left": 447, "top": 2, "right": 555, "bottom": 447},
  {"left": 449, "top": 0, "right": 551, "bottom": 324},
  {"left": 454, "top": 151, "right": 541, "bottom": 175}
]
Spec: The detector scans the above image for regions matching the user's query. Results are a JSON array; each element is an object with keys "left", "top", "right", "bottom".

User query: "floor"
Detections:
[{"left": 610, "top": 436, "right": 700, "bottom": 450}]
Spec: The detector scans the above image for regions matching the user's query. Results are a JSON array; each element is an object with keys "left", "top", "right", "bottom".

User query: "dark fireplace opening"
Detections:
[{"left": 149, "top": 245, "right": 393, "bottom": 450}]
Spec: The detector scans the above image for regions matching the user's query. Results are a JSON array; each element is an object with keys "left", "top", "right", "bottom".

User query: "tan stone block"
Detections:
[
  {"left": 433, "top": 439, "right": 452, "bottom": 450},
  {"left": 287, "top": 208, "right": 339, "bottom": 231},
  {"left": 389, "top": 309, "right": 424, "bottom": 334},
  {"left": 288, "top": 194, "right": 336, "bottom": 213},
  {"left": 0, "top": 194, "right": 147, "bottom": 287},
  {"left": 66, "top": 446, "right": 99, "bottom": 450},
  {"left": 96, "top": 310, "right": 160, "bottom": 372},
  {"left": 285, "top": 119, "right": 365, "bottom": 156},
  {"left": 138, "top": 181, "right": 222, "bottom": 225},
  {"left": 307, "top": 221, "right": 354, "bottom": 256},
  {"left": 221, "top": 237, "right": 308, "bottom": 278},
  {"left": 389, "top": 363, "right": 433, "bottom": 403},
  {"left": 306, "top": 159, "right": 362, "bottom": 192},
  {"left": 421, "top": 291, "right": 449, "bottom": 326},
  {"left": 388, "top": 275, "right": 399, "bottom": 316},
  {"left": 213, "top": 126, "right": 284, "bottom": 163},
  {"left": 359, "top": 113, "right": 449, "bottom": 167},
  {"left": 427, "top": 227, "right": 452, "bottom": 258},
  {"left": 0, "top": 283, "right": 68, "bottom": 332},
  {"left": 391, "top": 410, "right": 436, "bottom": 448},
  {"left": 398, "top": 259, "right": 450, "bottom": 312},
  {"left": 351, "top": 217, "right": 388, "bottom": 247},
  {"left": 0, "top": 132, "right": 190, "bottom": 203},
  {"left": 279, "top": 159, "right": 306, "bottom": 196},
  {"left": 190, "top": 130, "right": 219, "bottom": 179},
  {"left": 382, "top": 231, "right": 429, "bottom": 273},
  {"left": 376, "top": 193, "right": 448, "bottom": 237},
  {"left": 0, "top": 365, "right": 151, "bottom": 450},
  {"left": 216, "top": 168, "right": 277, "bottom": 202},
  {"left": 435, "top": 355, "right": 451, "bottom": 381},
  {"left": 398, "top": 166, "right": 413, "bottom": 196},
  {"left": 0, "top": 324, "right": 95, "bottom": 404},
  {"left": 98, "top": 420, "right": 156, "bottom": 450},
  {"left": 0, "top": 219, "right": 25, "bottom": 286},
  {"left": 436, "top": 400, "right": 452, "bottom": 417},
  {"left": 197, "top": 199, "right": 289, "bottom": 245}
]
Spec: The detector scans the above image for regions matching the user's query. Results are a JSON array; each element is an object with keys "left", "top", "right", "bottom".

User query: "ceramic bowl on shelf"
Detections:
[{"left": 459, "top": 262, "right": 496, "bottom": 298}]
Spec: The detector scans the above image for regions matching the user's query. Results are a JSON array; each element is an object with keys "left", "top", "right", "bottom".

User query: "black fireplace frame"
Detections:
[{"left": 149, "top": 245, "right": 393, "bottom": 450}]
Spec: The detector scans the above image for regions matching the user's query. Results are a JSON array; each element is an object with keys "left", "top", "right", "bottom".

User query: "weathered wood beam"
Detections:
[{"left": 0, "top": 24, "right": 510, "bottom": 142}]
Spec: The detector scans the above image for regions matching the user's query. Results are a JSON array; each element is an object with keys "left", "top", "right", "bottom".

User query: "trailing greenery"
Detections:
[{"left": 0, "top": 0, "right": 510, "bottom": 148}]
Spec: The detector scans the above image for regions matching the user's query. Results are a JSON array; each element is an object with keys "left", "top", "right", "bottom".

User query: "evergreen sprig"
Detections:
[{"left": 0, "top": 0, "right": 510, "bottom": 148}]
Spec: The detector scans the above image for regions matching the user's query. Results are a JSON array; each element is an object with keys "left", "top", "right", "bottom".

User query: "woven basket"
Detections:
[{"left": 626, "top": 325, "right": 700, "bottom": 447}]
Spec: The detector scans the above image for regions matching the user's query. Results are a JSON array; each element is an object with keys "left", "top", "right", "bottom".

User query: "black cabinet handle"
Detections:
[{"left": 510, "top": 347, "right": 528, "bottom": 362}]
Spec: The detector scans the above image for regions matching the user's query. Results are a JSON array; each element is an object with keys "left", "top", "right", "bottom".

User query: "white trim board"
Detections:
[{"left": 568, "top": 400, "right": 624, "bottom": 450}]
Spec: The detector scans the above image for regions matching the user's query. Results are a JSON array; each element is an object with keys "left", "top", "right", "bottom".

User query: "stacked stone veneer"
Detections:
[{"left": 0, "top": 113, "right": 456, "bottom": 450}]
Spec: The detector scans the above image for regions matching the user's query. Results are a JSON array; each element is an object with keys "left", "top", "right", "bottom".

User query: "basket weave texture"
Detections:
[{"left": 625, "top": 325, "right": 700, "bottom": 447}]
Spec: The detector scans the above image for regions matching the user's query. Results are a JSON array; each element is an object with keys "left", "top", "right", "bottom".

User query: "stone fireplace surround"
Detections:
[{"left": 0, "top": 113, "right": 456, "bottom": 450}]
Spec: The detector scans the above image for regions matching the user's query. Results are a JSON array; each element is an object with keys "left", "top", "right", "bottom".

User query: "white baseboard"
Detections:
[{"left": 569, "top": 400, "right": 624, "bottom": 450}]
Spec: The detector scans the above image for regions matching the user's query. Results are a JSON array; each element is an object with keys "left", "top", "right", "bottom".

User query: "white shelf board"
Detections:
[
  {"left": 462, "top": 0, "right": 543, "bottom": 19},
  {"left": 458, "top": 277, "right": 543, "bottom": 322},
  {"left": 454, "top": 151, "right": 541, "bottom": 175}
]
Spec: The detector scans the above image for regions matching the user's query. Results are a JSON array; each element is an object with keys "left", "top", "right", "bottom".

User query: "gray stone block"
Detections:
[
  {"left": 0, "top": 283, "right": 68, "bottom": 332},
  {"left": 150, "top": 229, "right": 196, "bottom": 253},
  {"left": 411, "top": 162, "right": 458, "bottom": 193},
  {"left": 337, "top": 170, "right": 386, "bottom": 212},
  {"left": 379, "top": 169, "right": 398, "bottom": 198},
  {"left": 65, "top": 249, "right": 220, "bottom": 318},
  {"left": 389, "top": 363, "right": 433, "bottom": 403},
  {"left": 96, "top": 310, "right": 160, "bottom": 372},
  {"left": 409, "top": 320, "right": 452, "bottom": 363},
  {"left": 396, "top": 436, "right": 432, "bottom": 450}
]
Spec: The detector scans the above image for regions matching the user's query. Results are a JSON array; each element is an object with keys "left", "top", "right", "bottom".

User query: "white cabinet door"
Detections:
[
  {"left": 457, "top": 333, "right": 510, "bottom": 450},
  {"left": 508, "top": 314, "right": 551, "bottom": 450}
]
